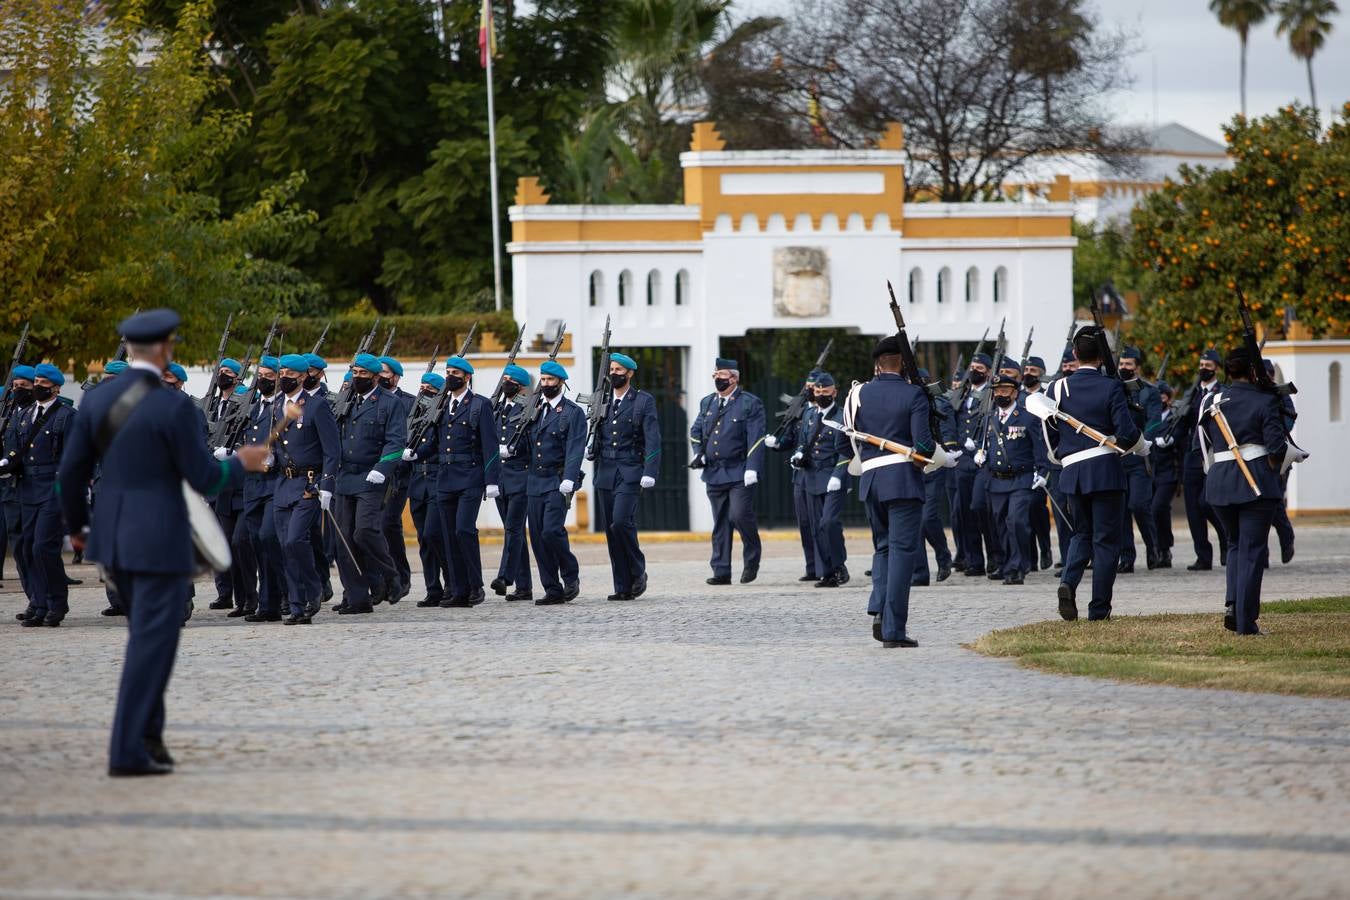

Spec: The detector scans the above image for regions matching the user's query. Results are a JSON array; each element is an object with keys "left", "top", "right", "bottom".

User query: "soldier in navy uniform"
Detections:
[
  {"left": 688, "top": 358, "right": 765, "bottom": 585},
  {"left": 416, "top": 355, "right": 499, "bottom": 607},
  {"left": 58, "top": 309, "right": 270, "bottom": 775},
  {"left": 491, "top": 364, "right": 535, "bottom": 602},
  {"left": 1043, "top": 349, "right": 1078, "bottom": 571},
  {"left": 1180, "top": 349, "right": 1228, "bottom": 570},
  {"left": 765, "top": 370, "right": 820, "bottom": 582},
  {"left": 946, "top": 368, "right": 966, "bottom": 572},
  {"left": 272, "top": 354, "right": 340, "bottom": 624},
  {"left": 378, "top": 356, "right": 415, "bottom": 600},
  {"left": 409, "top": 373, "right": 453, "bottom": 607},
  {"left": 2, "top": 365, "right": 36, "bottom": 604},
  {"left": 304, "top": 353, "right": 335, "bottom": 600},
  {"left": 1148, "top": 382, "right": 1180, "bottom": 568},
  {"left": 953, "top": 352, "right": 993, "bottom": 576},
  {"left": 5, "top": 364, "right": 76, "bottom": 626},
  {"left": 1040, "top": 328, "right": 1147, "bottom": 621},
  {"left": 912, "top": 368, "right": 957, "bottom": 586},
  {"left": 205, "top": 358, "right": 253, "bottom": 615},
  {"left": 980, "top": 372, "right": 1048, "bottom": 585},
  {"left": 850, "top": 337, "right": 955, "bottom": 648},
  {"left": 1265, "top": 359, "right": 1298, "bottom": 565},
  {"left": 304, "top": 354, "right": 329, "bottom": 397},
  {"left": 236, "top": 356, "right": 285, "bottom": 622},
  {"left": 1197, "top": 349, "right": 1307, "bottom": 634},
  {"left": 330, "top": 353, "right": 406, "bottom": 615},
  {"left": 592, "top": 352, "right": 661, "bottom": 601},
  {"left": 797, "top": 373, "right": 852, "bottom": 588},
  {"left": 1117, "top": 347, "right": 1162, "bottom": 572},
  {"left": 1021, "top": 356, "right": 1055, "bottom": 571},
  {"left": 524, "top": 360, "right": 586, "bottom": 604}
]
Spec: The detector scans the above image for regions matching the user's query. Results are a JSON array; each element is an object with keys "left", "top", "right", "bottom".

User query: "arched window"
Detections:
[
  {"left": 675, "top": 269, "right": 689, "bottom": 306},
  {"left": 1332, "top": 361, "right": 1343, "bottom": 423},
  {"left": 908, "top": 267, "right": 923, "bottom": 303},
  {"left": 588, "top": 271, "right": 603, "bottom": 307},
  {"left": 646, "top": 270, "right": 661, "bottom": 306},
  {"left": 964, "top": 267, "right": 979, "bottom": 303},
  {"left": 993, "top": 266, "right": 1008, "bottom": 304},
  {"left": 937, "top": 267, "right": 951, "bottom": 304},
  {"left": 618, "top": 269, "right": 632, "bottom": 307}
]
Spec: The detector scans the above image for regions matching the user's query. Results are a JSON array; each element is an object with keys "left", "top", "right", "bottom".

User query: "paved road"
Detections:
[{"left": 3, "top": 525, "right": 1349, "bottom": 899}]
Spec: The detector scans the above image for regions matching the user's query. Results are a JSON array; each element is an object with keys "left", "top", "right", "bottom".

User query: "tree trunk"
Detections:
[
  {"left": 1307, "top": 56, "right": 1318, "bottom": 116},
  {"left": 1239, "top": 35, "right": 1248, "bottom": 117}
]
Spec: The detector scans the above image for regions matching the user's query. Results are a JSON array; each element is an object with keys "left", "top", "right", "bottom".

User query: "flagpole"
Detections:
[{"left": 484, "top": 18, "right": 504, "bottom": 313}]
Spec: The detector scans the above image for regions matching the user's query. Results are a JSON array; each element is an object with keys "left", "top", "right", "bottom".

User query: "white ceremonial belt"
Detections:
[
  {"left": 1059, "top": 445, "right": 1116, "bottom": 467},
  {"left": 861, "top": 455, "right": 913, "bottom": 473},
  {"left": 1214, "top": 444, "right": 1268, "bottom": 463}
]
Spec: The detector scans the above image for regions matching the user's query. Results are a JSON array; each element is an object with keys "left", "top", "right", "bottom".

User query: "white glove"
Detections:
[
  {"left": 964, "top": 438, "right": 976, "bottom": 452},
  {"left": 499, "top": 443, "right": 512, "bottom": 460},
  {"left": 764, "top": 435, "right": 779, "bottom": 449},
  {"left": 401, "top": 448, "right": 416, "bottom": 462},
  {"left": 366, "top": 470, "right": 386, "bottom": 485},
  {"left": 263, "top": 453, "right": 274, "bottom": 469},
  {"left": 947, "top": 450, "right": 964, "bottom": 463},
  {"left": 974, "top": 449, "right": 986, "bottom": 467},
  {"left": 318, "top": 490, "right": 333, "bottom": 511},
  {"left": 1155, "top": 435, "right": 1173, "bottom": 448},
  {"left": 213, "top": 447, "right": 229, "bottom": 460},
  {"left": 0, "top": 458, "right": 9, "bottom": 469},
  {"left": 744, "top": 470, "right": 759, "bottom": 487},
  {"left": 640, "top": 476, "right": 656, "bottom": 489},
  {"left": 485, "top": 484, "right": 500, "bottom": 499},
  {"left": 1032, "top": 473, "right": 1048, "bottom": 491},
  {"left": 827, "top": 476, "right": 842, "bottom": 492},
  {"left": 1135, "top": 438, "right": 1151, "bottom": 458},
  {"left": 560, "top": 479, "right": 575, "bottom": 495}
]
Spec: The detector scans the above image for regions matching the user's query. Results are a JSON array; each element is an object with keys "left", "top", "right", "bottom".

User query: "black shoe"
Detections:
[
  {"left": 1219, "top": 547, "right": 1229, "bottom": 566},
  {"left": 835, "top": 565, "right": 850, "bottom": 586},
  {"left": 871, "top": 614, "right": 882, "bottom": 643},
  {"left": 72, "top": 550, "right": 83, "bottom": 565},
  {"left": 562, "top": 583, "right": 579, "bottom": 602},
  {"left": 43, "top": 616, "right": 62, "bottom": 627},
  {"left": 330, "top": 602, "right": 346, "bottom": 612},
  {"left": 466, "top": 588, "right": 487, "bottom": 606},
  {"left": 1003, "top": 575, "right": 1024, "bottom": 585},
  {"left": 1158, "top": 552, "right": 1172, "bottom": 569},
  {"left": 21, "top": 616, "right": 47, "bottom": 627},
  {"left": 182, "top": 600, "right": 193, "bottom": 625},
  {"left": 386, "top": 586, "right": 401, "bottom": 605},
  {"left": 505, "top": 589, "right": 533, "bottom": 602},
  {"left": 1040, "top": 552, "right": 1053, "bottom": 571},
  {"left": 304, "top": 600, "right": 320, "bottom": 618},
  {"left": 282, "top": 615, "right": 313, "bottom": 625},
  {"left": 815, "top": 575, "right": 841, "bottom": 588},
  {"left": 416, "top": 596, "right": 443, "bottom": 608},
  {"left": 1223, "top": 612, "right": 1237, "bottom": 632},
  {"left": 441, "top": 595, "right": 467, "bottom": 608},
  {"left": 706, "top": 575, "right": 731, "bottom": 586},
  {"left": 1281, "top": 545, "right": 1294, "bottom": 565},
  {"left": 370, "top": 584, "right": 386, "bottom": 607},
  {"left": 952, "top": 561, "right": 966, "bottom": 573},
  {"left": 15, "top": 609, "right": 34, "bottom": 622},
  {"left": 65, "top": 576, "right": 82, "bottom": 586},
  {"left": 1058, "top": 583, "right": 1078, "bottom": 621},
  {"left": 1187, "top": 561, "right": 1212, "bottom": 571},
  {"left": 101, "top": 606, "right": 125, "bottom": 617},
  {"left": 322, "top": 580, "right": 335, "bottom": 602},
  {"left": 108, "top": 761, "right": 173, "bottom": 777},
  {"left": 490, "top": 578, "right": 510, "bottom": 596},
  {"left": 936, "top": 564, "right": 952, "bottom": 583},
  {"left": 798, "top": 573, "right": 817, "bottom": 582},
  {"left": 535, "top": 593, "right": 568, "bottom": 605},
  {"left": 208, "top": 598, "right": 233, "bottom": 610},
  {"left": 1116, "top": 561, "right": 1134, "bottom": 574},
  {"left": 882, "top": 637, "right": 919, "bottom": 648},
  {"left": 337, "top": 605, "right": 373, "bottom": 615},
  {"left": 607, "top": 592, "right": 633, "bottom": 601},
  {"left": 910, "top": 579, "right": 930, "bottom": 587},
  {"left": 244, "top": 612, "right": 282, "bottom": 623},
  {"left": 963, "top": 566, "right": 986, "bottom": 577},
  {"left": 739, "top": 568, "right": 758, "bottom": 584},
  {"left": 144, "top": 738, "right": 175, "bottom": 767},
  {"left": 864, "top": 569, "right": 873, "bottom": 577},
  {"left": 226, "top": 607, "right": 250, "bottom": 618},
  {"left": 630, "top": 575, "right": 648, "bottom": 599},
  {"left": 986, "top": 570, "right": 1003, "bottom": 581}
]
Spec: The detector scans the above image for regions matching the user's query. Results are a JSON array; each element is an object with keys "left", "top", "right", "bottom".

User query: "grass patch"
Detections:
[{"left": 970, "top": 597, "right": 1350, "bottom": 699}]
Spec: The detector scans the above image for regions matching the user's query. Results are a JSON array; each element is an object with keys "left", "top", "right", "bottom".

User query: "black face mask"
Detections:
[
  {"left": 303, "top": 373, "right": 321, "bottom": 391},
  {"left": 350, "top": 375, "right": 374, "bottom": 395},
  {"left": 1120, "top": 367, "right": 1138, "bottom": 380},
  {"left": 1022, "top": 375, "right": 1040, "bottom": 390},
  {"left": 378, "top": 376, "right": 394, "bottom": 391},
  {"left": 714, "top": 377, "right": 732, "bottom": 393},
  {"left": 33, "top": 385, "right": 53, "bottom": 403},
  {"left": 541, "top": 383, "right": 562, "bottom": 400},
  {"left": 1198, "top": 368, "right": 1216, "bottom": 382},
  {"left": 994, "top": 394, "right": 1014, "bottom": 409},
  {"left": 256, "top": 378, "right": 276, "bottom": 397},
  {"left": 969, "top": 370, "right": 988, "bottom": 386},
  {"left": 445, "top": 375, "right": 466, "bottom": 393},
  {"left": 216, "top": 374, "right": 236, "bottom": 391},
  {"left": 10, "top": 387, "right": 32, "bottom": 407},
  {"left": 501, "top": 381, "right": 522, "bottom": 398},
  {"left": 421, "top": 389, "right": 438, "bottom": 400},
  {"left": 279, "top": 376, "right": 300, "bottom": 395},
  {"left": 610, "top": 373, "right": 628, "bottom": 389},
  {"left": 814, "top": 394, "right": 832, "bottom": 408}
]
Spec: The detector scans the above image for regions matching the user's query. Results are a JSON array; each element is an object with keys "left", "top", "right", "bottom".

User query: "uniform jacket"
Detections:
[
  {"left": 426, "top": 390, "right": 499, "bottom": 496},
  {"left": 954, "top": 385, "right": 990, "bottom": 472},
  {"left": 6, "top": 398, "right": 77, "bottom": 506},
  {"left": 387, "top": 388, "right": 416, "bottom": 485},
  {"left": 794, "top": 403, "right": 851, "bottom": 496},
  {"left": 1042, "top": 367, "right": 1141, "bottom": 496},
  {"left": 271, "top": 390, "right": 340, "bottom": 508},
  {"left": 1148, "top": 407, "right": 1181, "bottom": 483},
  {"left": 494, "top": 397, "right": 532, "bottom": 496},
  {"left": 334, "top": 388, "right": 407, "bottom": 496},
  {"left": 688, "top": 389, "right": 766, "bottom": 486},
  {"left": 1121, "top": 377, "right": 1162, "bottom": 474},
  {"left": 526, "top": 396, "right": 586, "bottom": 497},
  {"left": 1198, "top": 382, "right": 1288, "bottom": 505},
  {"left": 0, "top": 400, "right": 34, "bottom": 498},
  {"left": 1182, "top": 379, "right": 1222, "bottom": 472},
  {"left": 58, "top": 368, "right": 244, "bottom": 574},
  {"left": 592, "top": 388, "right": 661, "bottom": 494},
  {"left": 981, "top": 402, "right": 1048, "bottom": 493},
  {"left": 239, "top": 395, "right": 281, "bottom": 505},
  {"left": 854, "top": 373, "right": 933, "bottom": 504}
]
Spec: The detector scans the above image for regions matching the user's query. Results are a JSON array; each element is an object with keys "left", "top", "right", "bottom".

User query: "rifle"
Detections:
[
  {"left": 489, "top": 322, "right": 527, "bottom": 408},
  {"left": 405, "top": 322, "right": 479, "bottom": 452},
  {"left": 310, "top": 321, "right": 331, "bottom": 356},
  {"left": 952, "top": 353, "right": 965, "bottom": 385},
  {"left": 887, "top": 281, "right": 945, "bottom": 445},
  {"left": 404, "top": 345, "right": 442, "bottom": 435},
  {"left": 582, "top": 316, "right": 613, "bottom": 464},
  {"left": 220, "top": 315, "right": 281, "bottom": 450},
  {"left": 1236, "top": 287, "right": 1296, "bottom": 397},
  {"left": 1152, "top": 351, "right": 1170, "bottom": 388},
  {"left": 380, "top": 326, "right": 396, "bottom": 359},
  {"left": 1088, "top": 292, "right": 1120, "bottom": 381},
  {"left": 81, "top": 311, "right": 136, "bottom": 391},
  {"left": 332, "top": 317, "right": 382, "bottom": 422},
  {"left": 975, "top": 321, "right": 1008, "bottom": 450},
  {"left": 1019, "top": 327, "right": 1035, "bottom": 367},
  {"left": 504, "top": 321, "right": 566, "bottom": 459},
  {"left": 197, "top": 312, "right": 235, "bottom": 415},
  {"left": 950, "top": 325, "right": 993, "bottom": 412},
  {"left": 0, "top": 322, "right": 31, "bottom": 438},
  {"left": 770, "top": 337, "right": 834, "bottom": 441}
]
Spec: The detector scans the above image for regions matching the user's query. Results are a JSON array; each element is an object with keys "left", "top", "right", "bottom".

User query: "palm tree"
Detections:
[
  {"left": 1276, "top": 0, "right": 1340, "bottom": 113},
  {"left": 1209, "top": 0, "right": 1273, "bottom": 116}
]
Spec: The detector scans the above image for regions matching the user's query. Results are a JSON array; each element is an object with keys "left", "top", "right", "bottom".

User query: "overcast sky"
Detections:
[{"left": 735, "top": 0, "right": 1349, "bottom": 142}]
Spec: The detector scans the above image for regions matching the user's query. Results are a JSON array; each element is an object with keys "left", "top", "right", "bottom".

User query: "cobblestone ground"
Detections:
[{"left": 2, "top": 523, "right": 1349, "bottom": 899}]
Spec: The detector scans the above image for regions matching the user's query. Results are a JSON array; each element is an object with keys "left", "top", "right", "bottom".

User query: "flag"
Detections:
[{"left": 479, "top": 0, "right": 497, "bottom": 68}]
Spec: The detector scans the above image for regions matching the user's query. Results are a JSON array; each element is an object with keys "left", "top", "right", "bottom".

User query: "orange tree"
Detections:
[{"left": 1128, "top": 103, "right": 1350, "bottom": 381}]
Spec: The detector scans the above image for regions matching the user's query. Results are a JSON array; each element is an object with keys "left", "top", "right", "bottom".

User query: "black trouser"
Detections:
[
  {"left": 1183, "top": 465, "right": 1227, "bottom": 565},
  {"left": 381, "top": 472, "right": 412, "bottom": 595},
  {"left": 244, "top": 497, "right": 284, "bottom": 617},
  {"left": 1271, "top": 472, "right": 1294, "bottom": 556},
  {"left": 1151, "top": 477, "right": 1178, "bottom": 555},
  {"left": 598, "top": 486, "right": 645, "bottom": 594},
  {"left": 411, "top": 489, "right": 448, "bottom": 601},
  {"left": 792, "top": 480, "right": 818, "bottom": 577},
  {"left": 706, "top": 482, "right": 761, "bottom": 577},
  {"left": 108, "top": 569, "right": 188, "bottom": 769},
  {"left": 494, "top": 490, "right": 533, "bottom": 592},
  {"left": 1047, "top": 469, "right": 1073, "bottom": 564},
  {"left": 1061, "top": 490, "right": 1124, "bottom": 620},
  {"left": 1213, "top": 499, "right": 1278, "bottom": 634},
  {"left": 333, "top": 491, "right": 399, "bottom": 610},
  {"left": 1029, "top": 486, "right": 1052, "bottom": 566}
]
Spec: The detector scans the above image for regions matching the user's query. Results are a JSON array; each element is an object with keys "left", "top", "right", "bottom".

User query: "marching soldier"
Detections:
[
  {"left": 1021, "top": 356, "right": 1055, "bottom": 571},
  {"left": 1181, "top": 349, "right": 1228, "bottom": 570},
  {"left": 304, "top": 352, "right": 335, "bottom": 600},
  {"left": 912, "top": 368, "right": 957, "bottom": 586},
  {"left": 1197, "top": 348, "right": 1307, "bottom": 634},
  {"left": 272, "top": 354, "right": 340, "bottom": 624},
  {"left": 491, "top": 364, "right": 535, "bottom": 602},
  {"left": 953, "top": 352, "right": 994, "bottom": 576},
  {"left": 1118, "top": 347, "right": 1162, "bottom": 572},
  {"left": 1266, "top": 359, "right": 1298, "bottom": 564},
  {"left": 1042, "top": 328, "right": 1148, "bottom": 622},
  {"left": 304, "top": 354, "right": 329, "bottom": 396},
  {"left": 592, "top": 352, "right": 661, "bottom": 601},
  {"left": 524, "top": 360, "right": 585, "bottom": 604},
  {"left": 689, "top": 358, "right": 765, "bottom": 586},
  {"left": 1149, "top": 381, "right": 1180, "bottom": 568},
  {"left": 765, "top": 370, "right": 820, "bottom": 582},
  {"left": 331, "top": 354, "right": 406, "bottom": 615},
  {"left": 797, "top": 373, "right": 851, "bottom": 587},
  {"left": 410, "top": 372, "right": 453, "bottom": 607},
  {"left": 378, "top": 356, "right": 415, "bottom": 600},
  {"left": 946, "top": 368, "right": 966, "bottom": 572},
  {"left": 58, "top": 309, "right": 270, "bottom": 775},
  {"left": 1044, "top": 349, "right": 1078, "bottom": 570},
  {"left": 2, "top": 364, "right": 36, "bottom": 603},
  {"left": 206, "top": 359, "right": 253, "bottom": 616},
  {"left": 980, "top": 371, "right": 1048, "bottom": 585},
  {"left": 238, "top": 356, "right": 286, "bottom": 622}
]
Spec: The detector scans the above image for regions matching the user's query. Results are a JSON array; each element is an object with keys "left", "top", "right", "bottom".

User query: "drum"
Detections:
[{"left": 182, "top": 480, "right": 232, "bottom": 572}]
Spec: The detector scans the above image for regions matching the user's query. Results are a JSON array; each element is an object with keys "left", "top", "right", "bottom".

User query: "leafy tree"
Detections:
[
  {"left": 1275, "top": 0, "right": 1340, "bottom": 113},
  {"left": 1208, "top": 0, "right": 1272, "bottom": 117},
  {"left": 0, "top": 0, "right": 318, "bottom": 370},
  {"left": 1128, "top": 105, "right": 1350, "bottom": 373},
  {"left": 1072, "top": 221, "right": 1137, "bottom": 307}
]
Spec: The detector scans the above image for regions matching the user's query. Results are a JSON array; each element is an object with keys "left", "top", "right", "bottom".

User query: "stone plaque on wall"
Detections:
[{"left": 773, "top": 246, "right": 830, "bottom": 318}]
